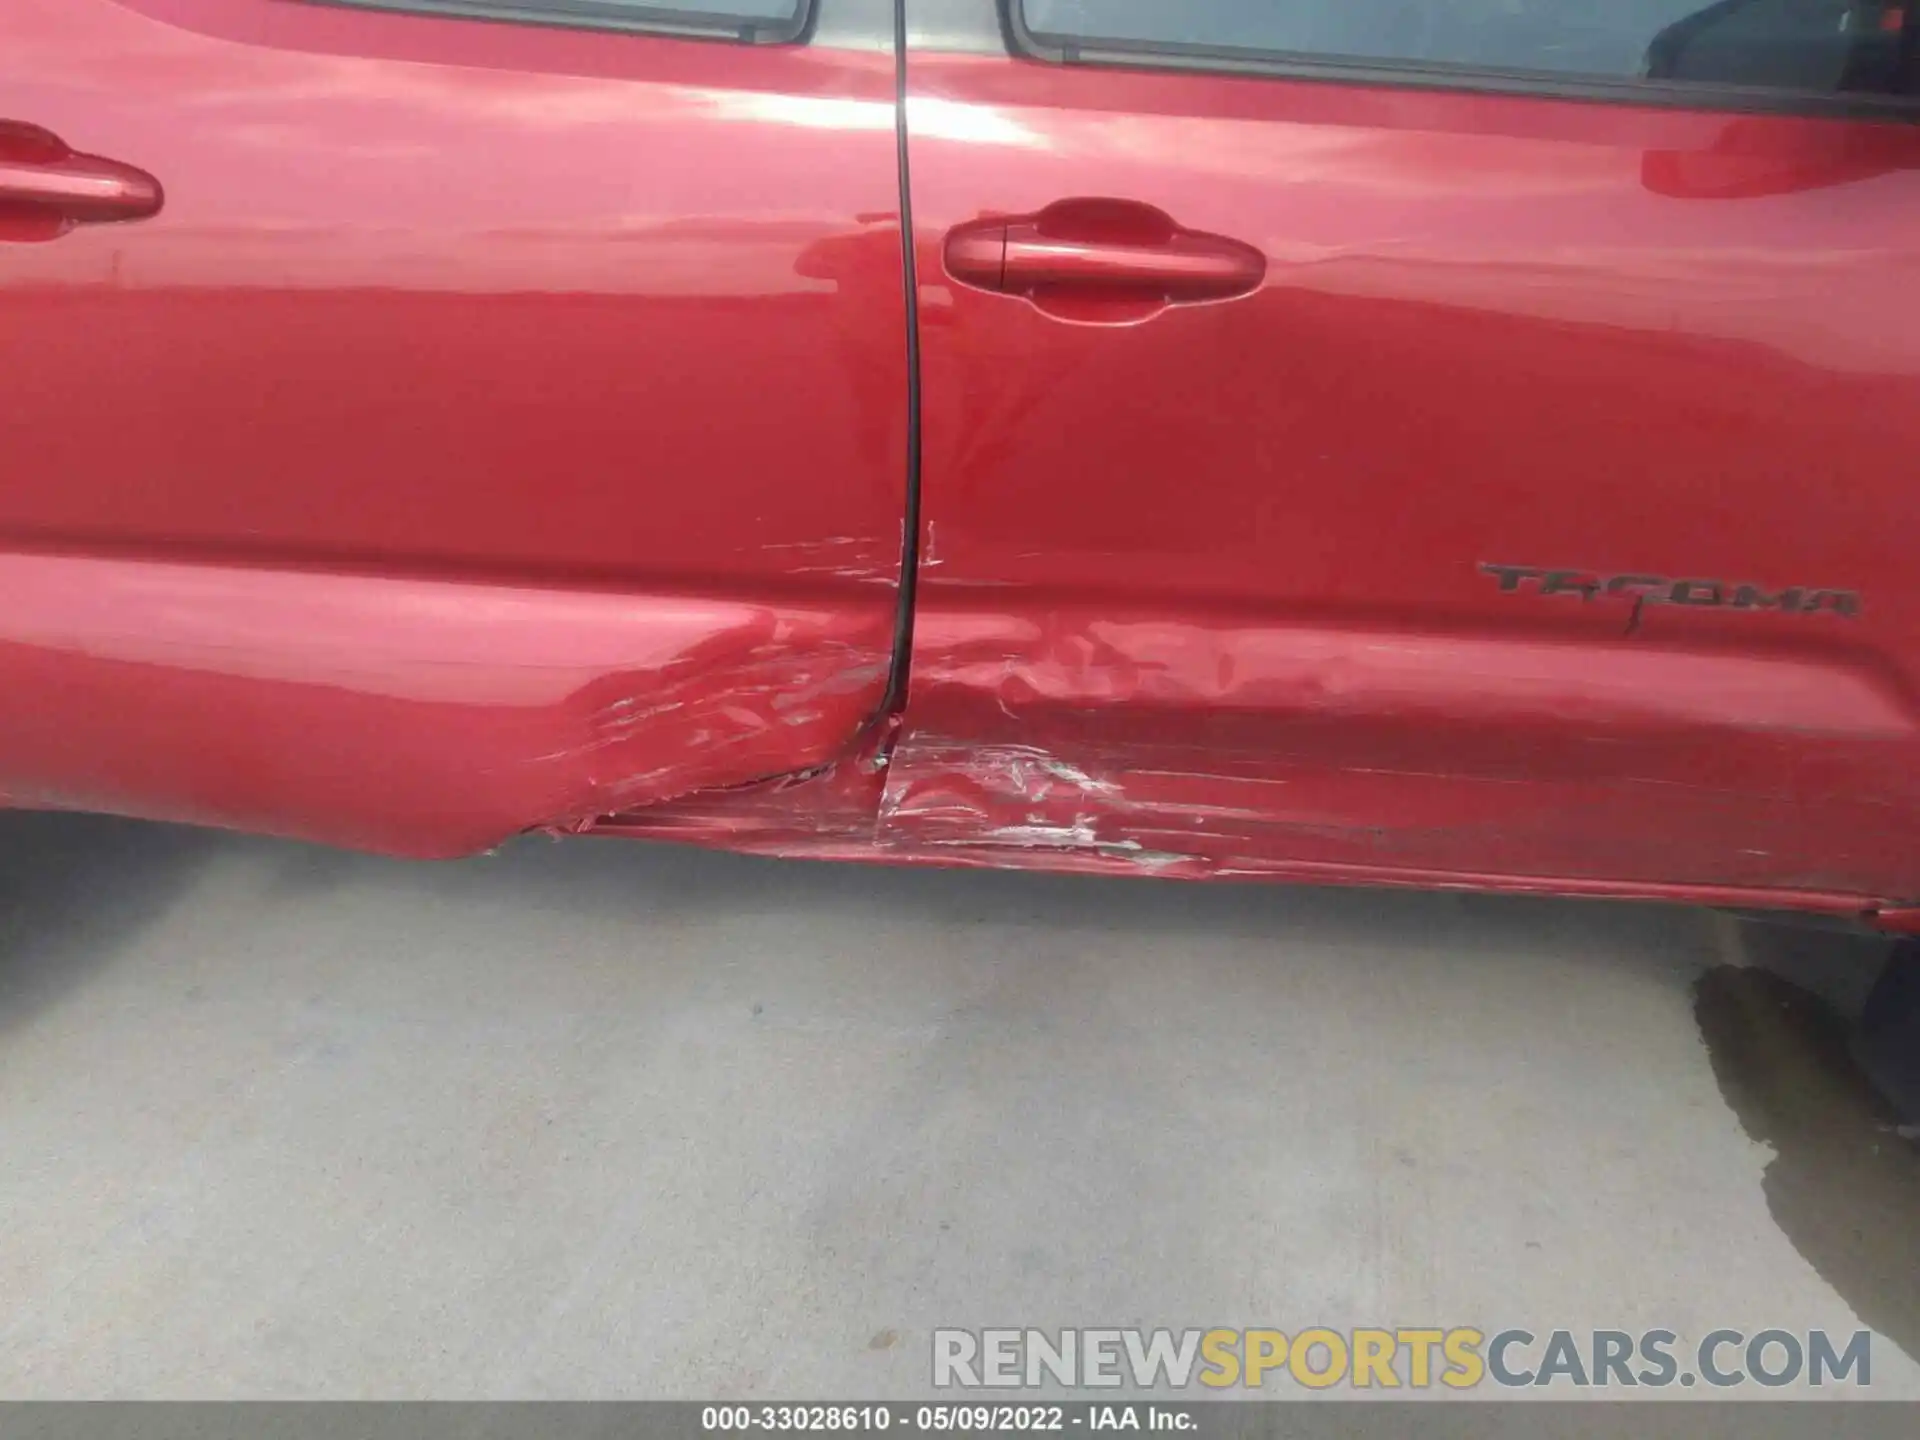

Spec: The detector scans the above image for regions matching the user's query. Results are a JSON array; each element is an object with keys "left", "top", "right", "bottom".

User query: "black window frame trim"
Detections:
[
  {"left": 306, "top": 0, "right": 817, "bottom": 44},
  {"left": 1003, "top": 0, "right": 1920, "bottom": 123}
]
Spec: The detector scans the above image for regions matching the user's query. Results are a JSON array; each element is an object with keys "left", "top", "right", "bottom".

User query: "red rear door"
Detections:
[
  {"left": 891, "top": 0, "right": 1920, "bottom": 910},
  {"left": 0, "top": 0, "right": 909, "bottom": 855}
]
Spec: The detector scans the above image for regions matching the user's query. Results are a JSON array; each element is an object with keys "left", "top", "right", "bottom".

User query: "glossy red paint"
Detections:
[
  {"left": 0, "top": 0, "right": 906, "bottom": 850},
  {"left": 942, "top": 198, "right": 1268, "bottom": 323},
  {"left": 0, "top": 550, "right": 890, "bottom": 856},
  {"left": 895, "top": 38, "right": 1920, "bottom": 910},
  {"left": 5, "top": 0, "right": 1920, "bottom": 927}
]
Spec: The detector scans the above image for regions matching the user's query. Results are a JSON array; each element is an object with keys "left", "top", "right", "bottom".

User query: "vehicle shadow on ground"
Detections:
[
  {"left": 0, "top": 810, "right": 222, "bottom": 1038},
  {"left": 256, "top": 826, "right": 1710, "bottom": 986},
  {"left": 1696, "top": 929, "right": 1920, "bottom": 1365},
  {"left": 231, "top": 825, "right": 1920, "bottom": 1374},
  {"left": 5, "top": 811, "right": 1917, "bottom": 1399},
  {"left": 0, "top": 811, "right": 1711, "bottom": 1047}
]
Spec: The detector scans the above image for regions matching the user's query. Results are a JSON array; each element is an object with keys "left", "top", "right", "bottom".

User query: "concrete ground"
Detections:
[{"left": 0, "top": 809, "right": 1916, "bottom": 1399}]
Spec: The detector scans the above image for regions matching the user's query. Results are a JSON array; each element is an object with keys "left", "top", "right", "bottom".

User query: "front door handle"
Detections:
[
  {"left": 0, "top": 122, "right": 163, "bottom": 241},
  {"left": 945, "top": 198, "right": 1265, "bottom": 323}
]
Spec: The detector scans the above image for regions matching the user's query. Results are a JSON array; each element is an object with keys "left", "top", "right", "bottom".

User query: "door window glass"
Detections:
[
  {"left": 327, "top": 0, "right": 810, "bottom": 41},
  {"left": 1019, "top": 1, "right": 1919, "bottom": 97}
]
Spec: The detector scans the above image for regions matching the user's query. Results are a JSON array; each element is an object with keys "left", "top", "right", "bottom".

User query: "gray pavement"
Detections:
[{"left": 0, "top": 810, "right": 1914, "bottom": 1398}]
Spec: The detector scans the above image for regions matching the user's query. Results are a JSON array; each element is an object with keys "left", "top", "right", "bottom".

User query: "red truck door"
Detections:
[
  {"left": 890, "top": 0, "right": 1920, "bottom": 909},
  {"left": 0, "top": 0, "right": 910, "bottom": 856}
]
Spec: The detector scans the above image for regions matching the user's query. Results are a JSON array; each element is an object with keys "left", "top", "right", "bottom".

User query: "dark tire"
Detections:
[{"left": 1856, "top": 940, "right": 1920, "bottom": 1125}]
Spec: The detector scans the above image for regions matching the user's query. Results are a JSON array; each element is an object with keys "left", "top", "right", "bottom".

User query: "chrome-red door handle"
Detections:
[
  {"left": 945, "top": 198, "right": 1265, "bottom": 322},
  {"left": 0, "top": 156, "right": 162, "bottom": 218},
  {"left": 0, "top": 122, "right": 162, "bottom": 239}
]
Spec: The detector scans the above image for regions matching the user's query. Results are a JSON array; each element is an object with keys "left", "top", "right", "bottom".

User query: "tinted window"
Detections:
[
  {"left": 1019, "top": 1, "right": 1919, "bottom": 96},
  {"left": 328, "top": 0, "right": 810, "bottom": 41}
]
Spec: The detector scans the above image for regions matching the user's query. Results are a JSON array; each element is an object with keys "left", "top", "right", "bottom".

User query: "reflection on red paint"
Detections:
[
  {"left": 7, "top": 0, "right": 1920, "bottom": 934},
  {"left": 895, "top": 48, "right": 1920, "bottom": 916},
  {"left": 0, "top": 552, "right": 893, "bottom": 857},
  {"left": 0, "top": 0, "right": 906, "bottom": 852}
]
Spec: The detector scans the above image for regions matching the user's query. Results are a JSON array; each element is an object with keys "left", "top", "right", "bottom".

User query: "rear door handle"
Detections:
[
  {"left": 0, "top": 122, "right": 162, "bottom": 239},
  {"left": 945, "top": 198, "right": 1265, "bottom": 322}
]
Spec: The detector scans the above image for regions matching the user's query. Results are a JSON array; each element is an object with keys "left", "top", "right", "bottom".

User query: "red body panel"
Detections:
[
  {"left": 893, "top": 46, "right": 1920, "bottom": 907},
  {"left": 4, "top": 0, "right": 1919, "bottom": 922},
  {"left": 0, "top": 552, "right": 884, "bottom": 857},
  {"left": 0, "top": 0, "right": 906, "bottom": 852}
]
